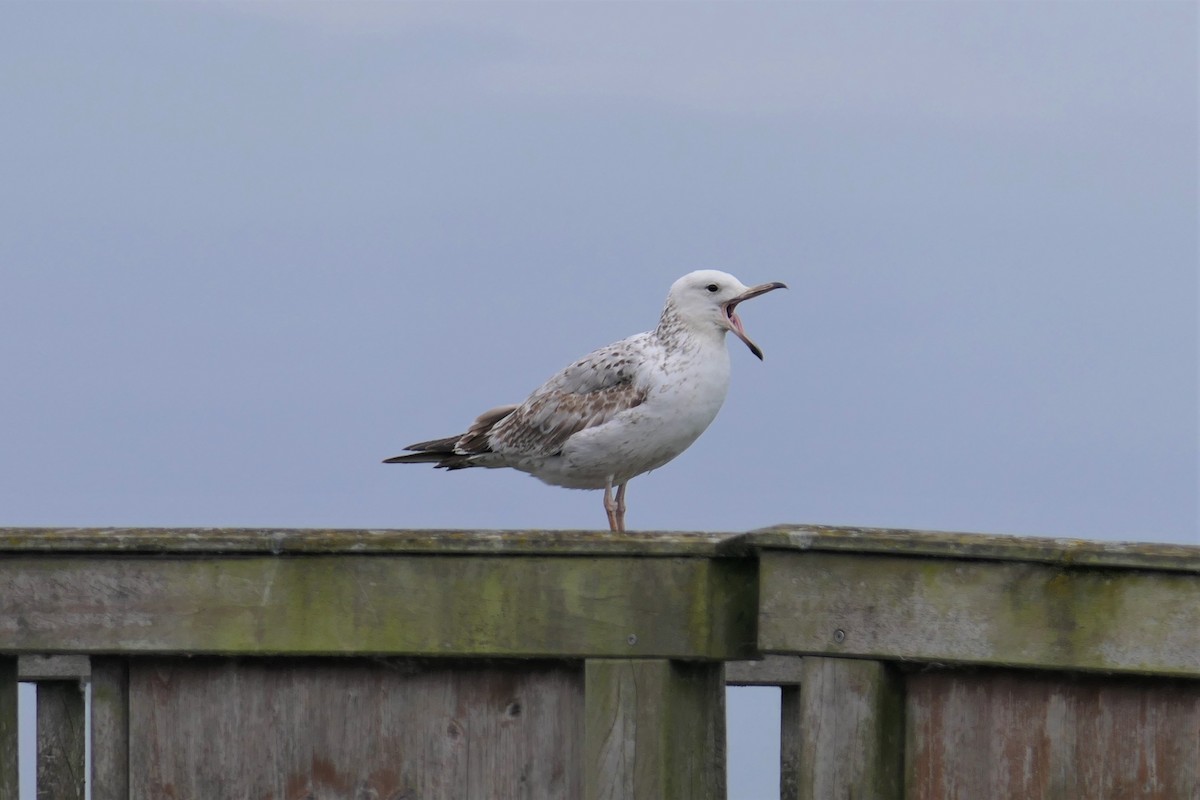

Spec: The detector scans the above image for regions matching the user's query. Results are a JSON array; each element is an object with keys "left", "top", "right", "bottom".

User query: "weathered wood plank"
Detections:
[
  {"left": 906, "top": 669, "right": 1200, "bottom": 799},
  {"left": 0, "top": 527, "right": 749, "bottom": 557},
  {"left": 129, "top": 657, "right": 582, "bottom": 800},
  {"left": 0, "top": 658, "right": 18, "bottom": 800},
  {"left": 751, "top": 525, "right": 1200, "bottom": 573},
  {"left": 793, "top": 658, "right": 903, "bottom": 800},
  {"left": 758, "top": 550, "right": 1200, "bottom": 676},
  {"left": 17, "top": 655, "right": 90, "bottom": 681},
  {"left": 584, "top": 659, "right": 726, "bottom": 800},
  {"left": 780, "top": 684, "right": 802, "bottom": 800},
  {"left": 0, "top": 554, "right": 756, "bottom": 659},
  {"left": 36, "top": 680, "right": 85, "bottom": 800},
  {"left": 6, "top": 525, "right": 1196, "bottom": 572},
  {"left": 725, "top": 654, "right": 805, "bottom": 686},
  {"left": 91, "top": 658, "right": 129, "bottom": 800}
]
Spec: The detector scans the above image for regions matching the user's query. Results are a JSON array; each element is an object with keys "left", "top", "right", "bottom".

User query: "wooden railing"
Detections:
[{"left": 1, "top": 526, "right": 1197, "bottom": 799}]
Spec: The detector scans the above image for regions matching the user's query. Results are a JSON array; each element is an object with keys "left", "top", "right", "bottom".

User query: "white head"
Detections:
[{"left": 665, "top": 270, "right": 787, "bottom": 360}]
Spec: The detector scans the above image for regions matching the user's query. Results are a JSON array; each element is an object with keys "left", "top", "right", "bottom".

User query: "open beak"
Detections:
[{"left": 722, "top": 281, "right": 787, "bottom": 360}]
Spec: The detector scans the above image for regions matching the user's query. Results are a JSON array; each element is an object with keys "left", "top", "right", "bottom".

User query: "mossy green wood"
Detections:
[
  {"left": 0, "top": 555, "right": 756, "bottom": 660},
  {"left": 0, "top": 528, "right": 747, "bottom": 557},
  {"left": 758, "top": 551, "right": 1200, "bottom": 676},
  {"left": 750, "top": 525, "right": 1200, "bottom": 573},
  {"left": 584, "top": 659, "right": 726, "bottom": 800}
]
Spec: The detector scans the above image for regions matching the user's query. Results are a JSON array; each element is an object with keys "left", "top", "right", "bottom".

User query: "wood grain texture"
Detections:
[
  {"left": 129, "top": 657, "right": 582, "bottom": 800},
  {"left": 725, "top": 654, "right": 805, "bottom": 686},
  {"left": 0, "top": 658, "right": 18, "bottom": 800},
  {"left": 90, "top": 658, "right": 129, "bottom": 800},
  {"left": 584, "top": 659, "right": 726, "bottom": 800},
  {"left": 779, "top": 685, "right": 802, "bottom": 800},
  {"left": 37, "top": 680, "right": 85, "bottom": 800},
  {"left": 7, "top": 525, "right": 1196, "bottom": 572},
  {"left": 0, "top": 554, "right": 756, "bottom": 660},
  {"left": 793, "top": 658, "right": 903, "bottom": 800},
  {"left": 0, "top": 528, "right": 748, "bottom": 557},
  {"left": 906, "top": 669, "right": 1200, "bottom": 800},
  {"left": 17, "top": 655, "right": 90, "bottom": 681},
  {"left": 759, "top": 551, "right": 1200, "bottom": 676},
  {"left": 750, "top": 525, "right": 1200, "bottom": 573}
]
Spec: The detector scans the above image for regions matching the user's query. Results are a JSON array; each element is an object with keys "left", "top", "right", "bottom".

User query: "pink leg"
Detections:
[
  {"left": 603, "top": 477, "right": 619, "bottom": 532},
  {"left": 614, "top": 482, "right": 628, "bottom": 532}
]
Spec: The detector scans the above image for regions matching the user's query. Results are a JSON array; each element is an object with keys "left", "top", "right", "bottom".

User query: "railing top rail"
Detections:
[
  {"left": 0, "top": 527, "right": 746, "bottom": 557},
  {"left": 750, "top": 524, "right": 1200, "bottom": 573},
  {"left": 3, "top": 525, "right": 1195, "bottom": 572}
]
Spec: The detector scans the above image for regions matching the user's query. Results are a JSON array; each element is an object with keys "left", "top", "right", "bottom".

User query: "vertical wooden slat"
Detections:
[
  {"left": 91, "top": 658, "right": 129, "bottom": 800},
  {"left": 36, "top": 680, "right": 86, "bottom": 800},
  {"left": 128, "top": 657, "right": 582, "bottom": 799},
  {"left": 584, "top": 659, "right": 726, "bottom": 800},
  {"left": 906, "top": 669, "right": 1200, "bottom": 799},
  {"left": 0, "top": 658, "right": 19, "bottom": 800},
  {"left": 794, "top": 657, "right": 903, "bottom": 800},
  {"left": 780, "top": 684, "right": 803, "bottom": 800}
]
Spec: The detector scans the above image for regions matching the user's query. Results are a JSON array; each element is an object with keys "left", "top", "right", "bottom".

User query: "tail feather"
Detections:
[
  {"left": 383, "top": 434, "right": 473, "bottom": 469},
  {"left": 383, "top": 449, "right": 477, "bottom": 470},
  {"left": 384, "top": 404, "right": 519, "bottom": 471},
  {"left": 400, "top": 435, "right": 460, "bottom": 453}
]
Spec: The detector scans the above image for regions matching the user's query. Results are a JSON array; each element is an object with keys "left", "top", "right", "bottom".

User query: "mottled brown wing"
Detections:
[
  {"left": 456, "top": 404, "right": 519, "bottom": 453},
  {"left": 487, "top": 380, "right": 647, "bottom": 459}
]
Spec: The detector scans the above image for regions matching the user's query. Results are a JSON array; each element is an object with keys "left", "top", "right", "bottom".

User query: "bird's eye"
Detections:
[{"left": 706, "top": 284, "right": 719, "bottom": 293}]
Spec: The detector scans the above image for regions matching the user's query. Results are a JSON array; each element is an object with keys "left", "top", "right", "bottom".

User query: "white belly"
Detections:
[{"left": 525, "top": 351, "right": 731, "bottom": 489}]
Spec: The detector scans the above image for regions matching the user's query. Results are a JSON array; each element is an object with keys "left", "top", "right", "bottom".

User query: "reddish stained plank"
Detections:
[{"left": 907, "top": 669, "right": 1200, "bottom": 800}]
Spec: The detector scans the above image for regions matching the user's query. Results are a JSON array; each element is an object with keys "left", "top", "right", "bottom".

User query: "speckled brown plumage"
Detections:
[{"left": 384, "top": 270, "right": 785, "bottom": 530}]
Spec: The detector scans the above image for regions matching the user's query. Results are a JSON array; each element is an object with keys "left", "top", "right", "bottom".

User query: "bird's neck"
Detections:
[{"left": 655, "top": 303, "right": 724, "bottom": 352}]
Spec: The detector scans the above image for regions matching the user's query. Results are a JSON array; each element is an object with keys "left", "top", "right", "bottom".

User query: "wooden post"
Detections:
[
  {"left": 584, "top": 659, "right": 726, "bottom": 800},
  {"left": 0, "top": 658, "right": 18, "bottom": 800},
  {"left": 90, "top": 658, "right": 129, "bottom": 800},
  {"left": 36, "top": 679, "right": 86, "bottom": 800},
  {"left": 793, "top": 657, "right": 903, "bottom": 800}
]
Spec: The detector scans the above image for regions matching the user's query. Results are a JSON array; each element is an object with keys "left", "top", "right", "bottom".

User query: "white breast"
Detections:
[{"left": 530, "top": 340, "right": 732, "bottom": 488}]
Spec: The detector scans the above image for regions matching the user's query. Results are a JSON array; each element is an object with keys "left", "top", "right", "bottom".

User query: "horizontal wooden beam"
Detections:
[
  {"left": 758, "top": 550, "right": 1200, "bottom": 677},
  {"left": 5, "top": 526, "right": 1192, "bottom": 570},
  {"left": 0, "top": 527, "right": 748, "bottom": 557},
  {"left": 3, "top": 528, "right": 1197, "bottom": 675},
  {"left": 0, "top": 554, "right": 757, "bottom": 660},
  {"left": 17, "top": 655, "right": 91, "bottom": 681},
  {"left": 751, "top": 525, "right": 1200, "bottom": 573},
  {"left": 725, "top": 655, "right": 805, "bottom": 686}
]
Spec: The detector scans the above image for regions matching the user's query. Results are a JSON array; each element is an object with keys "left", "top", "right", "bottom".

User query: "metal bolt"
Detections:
[
  {"left": 627, "top": 633, "right": 638, "bottom": 645},
  {"left": 833, "top": 628, "right": 846, "bottom": 643}
]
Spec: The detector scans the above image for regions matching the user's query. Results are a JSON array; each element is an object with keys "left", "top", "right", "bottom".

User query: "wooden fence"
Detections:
[{"left": 1, "top": 525, "right": 1197, "bottom": 799}]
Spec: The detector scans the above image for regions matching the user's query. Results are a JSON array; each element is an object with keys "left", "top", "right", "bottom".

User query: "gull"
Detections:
[{"left": 385, "top": 270, "right": 786, "bottom": 531}]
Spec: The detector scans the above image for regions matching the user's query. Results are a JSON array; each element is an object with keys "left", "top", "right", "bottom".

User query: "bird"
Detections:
[{"left": 385, "top": 270, "right": 786, "bottom": 531}]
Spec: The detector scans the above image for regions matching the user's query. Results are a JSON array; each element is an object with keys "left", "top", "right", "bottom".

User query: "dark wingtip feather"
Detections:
[
  {"left": 382, "top": 447, "right": 478, "bottom": 470},
  {"left": 383, "top": 452, "right": 447, "bottom": 465},
  {"left": 402, "top": 435, "right": 461, "bottom": 453}
]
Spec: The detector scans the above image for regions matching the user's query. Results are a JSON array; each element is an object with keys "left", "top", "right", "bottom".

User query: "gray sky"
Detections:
[{"left": 2, "top": 2, "right": 1196, "bottom": 798}]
